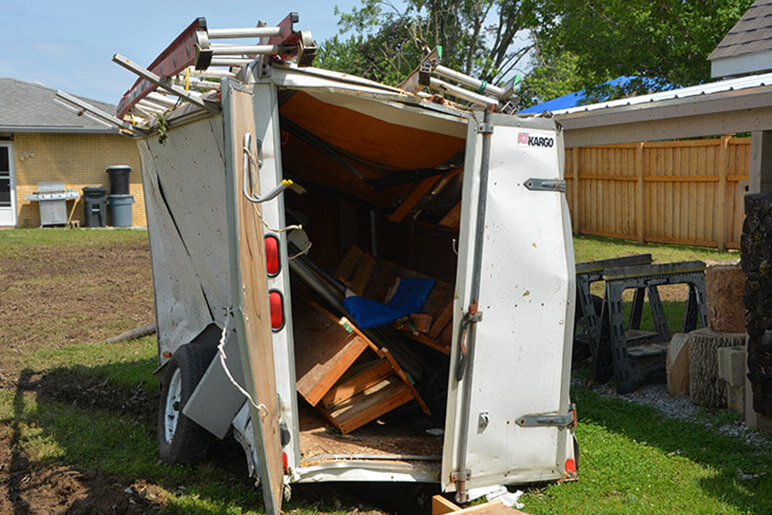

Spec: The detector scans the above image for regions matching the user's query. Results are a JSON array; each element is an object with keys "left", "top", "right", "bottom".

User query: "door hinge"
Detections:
[
  {"left": 516, "top": 410, "right": 575, "bottom": 428},
  {"left": 524, "top": 178, "right": 566, "bottom": 193},
  {"left": 478, "top": 122, "right": 494, "bottom": 134},
  {"left": 451, "top": 469, "right": 472, "bottom": 503}
]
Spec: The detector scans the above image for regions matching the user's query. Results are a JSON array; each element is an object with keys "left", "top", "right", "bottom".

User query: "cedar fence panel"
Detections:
[{"left": 565, "top": 137, "right": 750, "bottom": 250}]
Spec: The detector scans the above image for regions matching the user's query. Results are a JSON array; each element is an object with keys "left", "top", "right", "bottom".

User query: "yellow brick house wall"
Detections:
[{"left": 14, "top": 133, "right": 146, "bottom": 227}]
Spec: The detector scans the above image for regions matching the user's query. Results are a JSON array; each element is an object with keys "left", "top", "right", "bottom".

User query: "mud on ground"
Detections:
[{"left": 0, "top": 235, "right": 164, "bottom": 513}]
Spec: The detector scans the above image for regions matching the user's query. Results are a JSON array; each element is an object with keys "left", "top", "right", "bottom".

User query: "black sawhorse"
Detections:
[
  {"left": 598, "top": 261, "right": 708, "bottom": 393},
  {"left": 575, "top": 254, "right": 652, "bottom": 371}
]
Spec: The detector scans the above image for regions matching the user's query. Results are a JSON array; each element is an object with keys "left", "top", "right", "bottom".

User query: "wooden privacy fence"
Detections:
[{"left": 565, "top": 136, "right": 750, "bottom": 250}]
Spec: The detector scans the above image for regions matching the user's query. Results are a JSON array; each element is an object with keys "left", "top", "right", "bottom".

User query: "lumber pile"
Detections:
[{"left": 293, "top": 297, "right": 430, "bottom": 434}]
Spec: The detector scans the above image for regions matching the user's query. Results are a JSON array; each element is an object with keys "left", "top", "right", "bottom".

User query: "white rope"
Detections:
[
  {"left": 217, "top": 310, "right": 269, "bottom": 418},
  {"left": 288, "top": 241, "right": 312, "bottom": 260}
]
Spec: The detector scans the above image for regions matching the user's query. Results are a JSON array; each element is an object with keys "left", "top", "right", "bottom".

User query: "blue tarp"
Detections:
[
  {"left": 344, "top": 277, "right": 436, "bottom": 329},
  {"left": 519, "top": 76, "right": 660, "bottom": 114}
]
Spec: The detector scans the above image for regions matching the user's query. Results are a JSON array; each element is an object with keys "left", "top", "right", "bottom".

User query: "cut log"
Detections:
[
  {"left": 688, "top": 328, "right": 746, "bottom": 408},
  {"left": 705, "top": 264, "right": 745, "bottom": 333}
]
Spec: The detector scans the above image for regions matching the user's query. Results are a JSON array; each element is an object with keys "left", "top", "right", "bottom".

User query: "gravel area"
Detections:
[{"left": 576, "top": 378, "right": 772, "bottom": 448}]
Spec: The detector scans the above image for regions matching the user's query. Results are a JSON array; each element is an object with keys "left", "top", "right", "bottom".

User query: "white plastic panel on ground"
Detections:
[{"left": 443, "top": 114, "right": 575, "bottom": 491}]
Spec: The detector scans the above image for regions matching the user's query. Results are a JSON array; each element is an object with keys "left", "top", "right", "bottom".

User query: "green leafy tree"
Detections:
[
  {"left": 532, "top": 0, "right": 755, "bottom": 100},
  {"left": 516, "top": 44, "right": 586, "bottom": 109},
  {"left": 317, "top": 0, "right": 538, "bottom": 86}
]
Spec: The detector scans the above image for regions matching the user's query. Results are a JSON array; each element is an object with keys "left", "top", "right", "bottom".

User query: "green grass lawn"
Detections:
[
  {"left": 574, "top": 234, "right": 739, "bottom": 265},
  {"left": 1, "top": 229, "right": 768, "bottom": 513}
]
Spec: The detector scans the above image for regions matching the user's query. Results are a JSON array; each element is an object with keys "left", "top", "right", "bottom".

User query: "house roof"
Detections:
[
  {"left": 710, "top": 0, "right": 772, "bottom": 60},
  {"left": 550, "top": 71, "right": 772, "bottom": 116},
  {"left": 551, "top": 71, "right": 772, "bottom": 147},
  {"left": 709, "top": 0, "right": 772, "bottom": 76},
  {"left": 0, "top": 78, "right": 119, "bottom": 134}
]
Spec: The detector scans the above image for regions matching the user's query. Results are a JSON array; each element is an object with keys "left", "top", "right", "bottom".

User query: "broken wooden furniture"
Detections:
[
  {"left": 599, "top": 261, "right": 708, "bottom": 394},
  {"left": 293, "top": 297, "right": 430, "bottom": 434},
  {"left": 335, "top": 245, "right": 455, "bottom": 354}
]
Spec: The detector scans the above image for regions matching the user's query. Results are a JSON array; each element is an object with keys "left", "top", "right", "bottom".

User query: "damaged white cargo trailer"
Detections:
[{"left": 93, "top": 12, "right": 578, "bottom": 513}]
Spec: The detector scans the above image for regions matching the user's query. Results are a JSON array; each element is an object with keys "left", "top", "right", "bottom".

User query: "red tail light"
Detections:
[
  {"left": 565, "top": 458, "right": 576, "bottom": 474},
  {"left": 265, "top": 235, "right": 280, "bottom": 276},
  {"left": 269, "top": 290, "right": 284, "bottom": 331},
  {"left": 282, "top": 451, "right": 289, "bottom": 473}
]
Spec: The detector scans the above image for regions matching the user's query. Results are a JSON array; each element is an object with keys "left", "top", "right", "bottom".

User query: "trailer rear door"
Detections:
[
  {"left": 442, "top": 113, "right": 576, "bottom": 500},
  {"left": 222, "top": 80, "right": 285, "bottom": 514}
]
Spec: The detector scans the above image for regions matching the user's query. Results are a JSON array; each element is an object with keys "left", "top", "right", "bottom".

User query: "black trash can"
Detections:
[
  {"left": 82, "top": 186, "right": 107, "bottom": 227},
  {"left": 106, "top": 165, "right": 131, "bottom": 195}
]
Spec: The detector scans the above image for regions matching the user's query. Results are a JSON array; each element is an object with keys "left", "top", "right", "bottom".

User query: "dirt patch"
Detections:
[
  {"left": 0, "top": 239, "right": 154, "bottom": 382},
  {"left": 34, "top": 369, "right": 158, "bottom": 422},
  {"left": 0, "top": 236, "right": 158, "bottom": 513},
  {"left": 0, "top": 456, "right": 164, "bottom": 514}
]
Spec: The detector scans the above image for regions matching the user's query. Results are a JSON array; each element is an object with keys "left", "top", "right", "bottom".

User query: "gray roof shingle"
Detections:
[
  {"left": 0, "top": 78, "right": 118, "bottom": 133},
  {"left": 710, "top": 0, "right": 772, "bottom": 60}
]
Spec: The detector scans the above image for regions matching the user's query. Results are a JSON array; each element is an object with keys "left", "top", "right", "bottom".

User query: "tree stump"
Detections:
[
  {"left": 688, "top": 329, "right": 746, "bottom": 408},
  {"left": 742, "top": 193, "right": 772, "bottom": 416}
]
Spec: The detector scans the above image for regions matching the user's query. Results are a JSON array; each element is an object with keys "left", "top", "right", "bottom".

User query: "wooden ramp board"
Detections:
[{"left": 322, "top": 376, "right": 415, "bottom": 434}]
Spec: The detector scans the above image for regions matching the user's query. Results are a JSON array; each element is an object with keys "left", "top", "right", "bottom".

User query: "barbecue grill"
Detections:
[{"left": 25, "top": 181, "right": 79, "bottom": 226}]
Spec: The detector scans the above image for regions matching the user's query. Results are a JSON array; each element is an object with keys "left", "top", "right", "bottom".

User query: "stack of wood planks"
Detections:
[{"left": 293, "top": 297, "right": 430, "bottom": 434}]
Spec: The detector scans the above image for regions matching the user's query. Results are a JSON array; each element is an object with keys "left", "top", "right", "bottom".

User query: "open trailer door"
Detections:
[
  {"left": 222, "top": 79, "right": 285, "bottom": 514},
  {"left": 442, "top": 112, "right": 576, "bottom": 502}
]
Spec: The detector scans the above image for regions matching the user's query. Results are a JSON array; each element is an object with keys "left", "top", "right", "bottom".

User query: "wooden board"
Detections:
[
  {"left": 293, "top": 298, "right": 370, "bottom": 406},
  {"left": 321, "top": 358, "right": 394, "bottom": 409},
  {"left": 226, "top": 85, "right": 284, "bottom": 512},
  {"left": 325, "top": 376, "right": 415, "bottom": 434}
]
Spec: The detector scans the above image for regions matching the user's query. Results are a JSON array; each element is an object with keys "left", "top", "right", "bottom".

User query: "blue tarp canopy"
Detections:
[{"left": 519, "top": 76, "right": 661, "bottom": 114}]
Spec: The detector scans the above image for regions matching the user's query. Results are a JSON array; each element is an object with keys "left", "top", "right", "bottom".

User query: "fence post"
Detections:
[
  {"left": 716, "top": 134, "right": 731, "bottom": 251},
  {"left": 573, "top": 148, "right": 580, "bottom": 233},
  {"left": 635, "top": 142, "right": 645, "bottom": 242}
]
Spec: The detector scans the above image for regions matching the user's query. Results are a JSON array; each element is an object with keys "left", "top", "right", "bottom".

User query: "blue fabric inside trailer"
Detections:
[{"left": 344, "top": 277, "right": 436, "bottom": 329}]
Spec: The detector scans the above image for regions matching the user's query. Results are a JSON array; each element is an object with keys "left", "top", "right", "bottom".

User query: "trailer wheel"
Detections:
[{"left": 157, "top": 343, "right": 213, "bottom": 464}]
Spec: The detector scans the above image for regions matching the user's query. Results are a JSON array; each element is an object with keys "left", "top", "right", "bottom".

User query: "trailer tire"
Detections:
[{"left": 157, "top": 343, "right": 214, "bottom": 464}]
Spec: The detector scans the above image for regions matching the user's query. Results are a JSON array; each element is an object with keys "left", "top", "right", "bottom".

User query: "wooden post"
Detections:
[
  {"left": 749, "top": 130, "right": 772, "bottom": 194},
  {"left": 572, "top": 148, "right": 580, "bottom": 233},
  {"left": 635, "top": 142, "right": 645, "bottom": 242},
  {"left": 716, "top": 135, "right": 731, "bottom": 250}
]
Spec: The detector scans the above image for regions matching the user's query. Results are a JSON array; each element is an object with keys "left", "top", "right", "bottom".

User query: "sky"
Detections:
[{"left": 2, "top": 1, "right": 360, "bottom": 104}]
